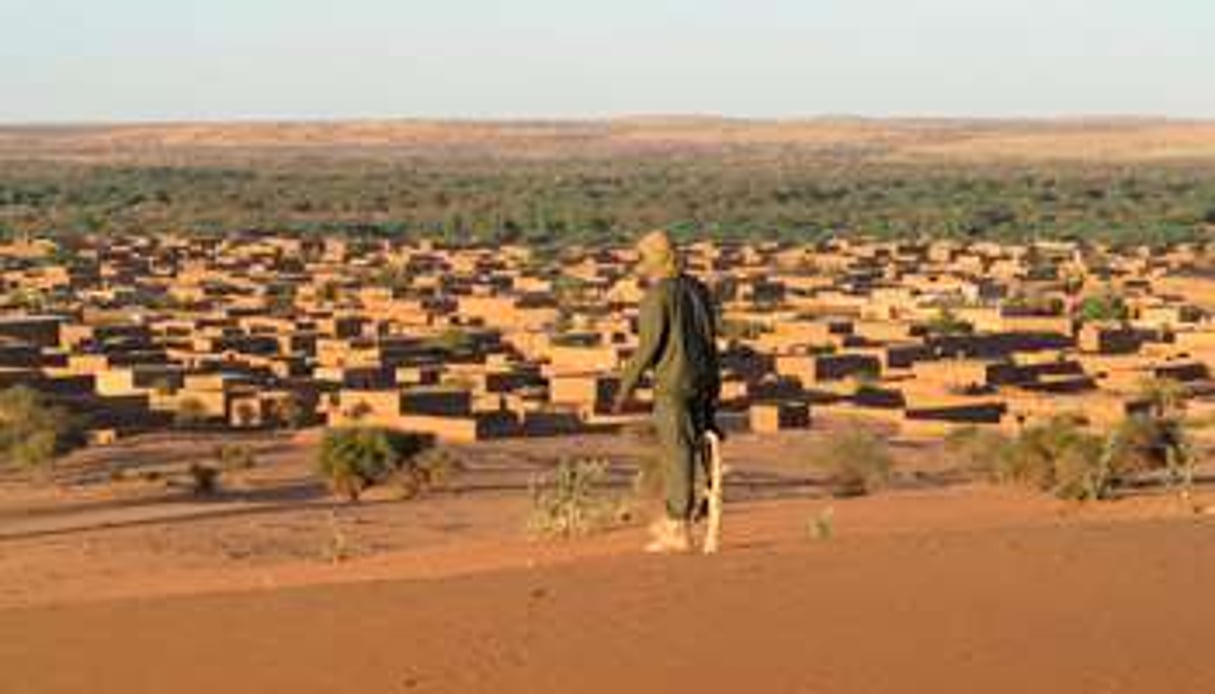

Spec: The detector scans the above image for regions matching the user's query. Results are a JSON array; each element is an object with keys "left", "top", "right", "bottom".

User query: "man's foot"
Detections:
[{"left": 645, "top": 519, "right": 692, "bottom": 553}]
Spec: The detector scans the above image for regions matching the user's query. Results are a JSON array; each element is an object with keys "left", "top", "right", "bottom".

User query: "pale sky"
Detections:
[{"left": 1, "top": 0, "right": 1212, "bottom": 122}]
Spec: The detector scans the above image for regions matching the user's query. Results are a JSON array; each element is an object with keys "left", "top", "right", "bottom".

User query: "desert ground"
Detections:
[
  {"left": 5, "top": 117, "right": 1215, "bottom": 163},
  {"left": 4, "top": 117, "right": 1215, "bottom": 692},
  {"left": 4, "top": 422, "right": 1215, "bottom": 693}
]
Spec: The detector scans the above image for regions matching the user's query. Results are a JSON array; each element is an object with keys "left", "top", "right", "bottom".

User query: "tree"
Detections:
[
  {"left": 812, "top": 429, "right": 893, "bottom": 497},
  {"left": 1078, "top": 292, "right": 1129, "bottom": 323}
]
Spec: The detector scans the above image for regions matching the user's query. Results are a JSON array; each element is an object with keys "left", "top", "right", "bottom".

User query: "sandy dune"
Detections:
[
  {"left": 4, "top": 430, "right": 1215, "bottom": 692},
  {"left": 5, "top": 516, "right": 1215, "bottom": 694},
  {"left": 3, "top": 117, "right": 1215, "bottom": 163}
]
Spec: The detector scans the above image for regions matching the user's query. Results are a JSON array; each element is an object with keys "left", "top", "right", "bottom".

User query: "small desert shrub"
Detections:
[
  {"left": 215, "top": 443, "right": 257, "bottom": 471},
  {"left": 1130, "top": 378, "right": 1196, "bottom": 497},
  {"left": 529, "top": 458, "right": 622, "bottom": 539},
  {"left": 996, "top": 417, "right": 1110, "bottom": 501},
  {"left": 322, "top": 509, "right": 352, "bottom": 564},
  {"left": 187, "top": 462, "right": 221, "bottom": 496},
  {"left": 0, "top": 386, "right": 82, "bottom": 475},
  {"left": 393, "top": 447, "right": 462, "bottom": 499},
  {"left": 991, "top": 412, "right": 1196, "bottom": 502},
  {"left": 944, "top": 425, "right": 1012, "bottom": 477},
  {"left": 1105, "top": 414, "right": 1195, "bottom": 495},
  {"left": 316, "top": 427, "right": 433, "bottom": 501},
  {"left": 808, "top": 507, "right": 836, "bottom": 541},
  {"left": 812, "top": 429, "right": 893, "bottom": 497}
]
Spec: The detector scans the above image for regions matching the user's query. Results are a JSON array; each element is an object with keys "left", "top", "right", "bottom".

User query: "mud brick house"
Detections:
[
  {"left": 866, "top": 343, "right": 933, "bottom": 371},
  {"left": 543, "top": 341, "right": 620, "bottom": 377},
  {"left": 928, "top": 332, "right": 1075, "bottom": 360},
  {"left": 852, "top": 319, "right": 919, "bottom": 343},
  {"left": 776, "top": 352, "right": 882, "bottom": 385},
  {"left": 0, "top": 340, "right": 50, "bottom": 369},
  {"left": 903, "top": 396, "right": 1007, "bottom": 427},
  {"left": 7, "top": 232, "right": 1215, "bottom": 447},
  {"left": 1136, "top": 302, "right": 1203, "bottom": 329},
  {"left": 229, "top": 389, "right": 317, "bottom": 429},
  {"left": 155, "top": 372, "right": 258, "bottom": 423},
  {"left": 336, "top": 386, "right": 472, "bottom": 420},
  {"left": 93, "top": 365, "right": 184, "bottom": 396},
  {"left": 1078, "top": 324, "right": 1153, "bottom": 354},
  {"left": 754, "top": 319, "right": 851, "bottom": 353},
  {"left": 749, "top": 401, "right": 811, "bottom": 432},
  {"left": 331, "top": 386, "right": 519, "bottom": 443},
  {"left": 456, "top": 295, "right": 560, "bottom": 332},
  {"left": 549, "top": 374, "right": 621, "bottom": 417},
  {"left": 442, "top": 362, "right": 542, "bottom": 397},
  {"left": 0, "top": 315, "right": 62, "bottom": 348}
]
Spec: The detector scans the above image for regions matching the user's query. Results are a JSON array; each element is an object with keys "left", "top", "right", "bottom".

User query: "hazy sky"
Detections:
[{"left": 1, "top": 0, "right": 1212, "bottom": 122}]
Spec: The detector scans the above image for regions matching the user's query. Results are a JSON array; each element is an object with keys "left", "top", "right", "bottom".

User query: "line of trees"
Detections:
[{"left": 2, "top": 157, "right": 1214, "bottom": 246}]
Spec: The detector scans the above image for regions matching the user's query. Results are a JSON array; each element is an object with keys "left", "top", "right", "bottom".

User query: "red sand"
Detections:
[
  {"left": 5, "top": 431, "right": 1215, "bottom": 692},
  {"left": 5, "top": 517, "right": 1215, "bottom": 694}
]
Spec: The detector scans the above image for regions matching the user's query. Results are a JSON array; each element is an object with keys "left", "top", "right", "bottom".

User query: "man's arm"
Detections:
[{"left": 614, "top": 288, "right": 667, "bottom": 411}]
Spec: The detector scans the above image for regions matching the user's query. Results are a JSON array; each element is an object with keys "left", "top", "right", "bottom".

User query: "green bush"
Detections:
[
  {"left": 0, "top": 386, "right": 81, "bottom": 474},
  {"left": 1078, "top": 292, "right": 1129, "bottom": 323},
  {"left": 316, "top": 427, "right": 433, "bottom": 501},
  {"left": 812, "top": 430, "right": 893, "bottom": 498},
  {"left": 529, "top": 458, "right": 622, "bottom": 539}
]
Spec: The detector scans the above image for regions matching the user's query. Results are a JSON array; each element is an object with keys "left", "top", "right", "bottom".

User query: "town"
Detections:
[{"left": 3, "top": 230, "right": 1213, "bottom": 450}]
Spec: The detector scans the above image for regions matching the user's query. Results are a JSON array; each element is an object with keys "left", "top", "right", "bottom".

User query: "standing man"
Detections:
[{"left": 613, "top": 230, "right": 721, "bottom": 553}]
